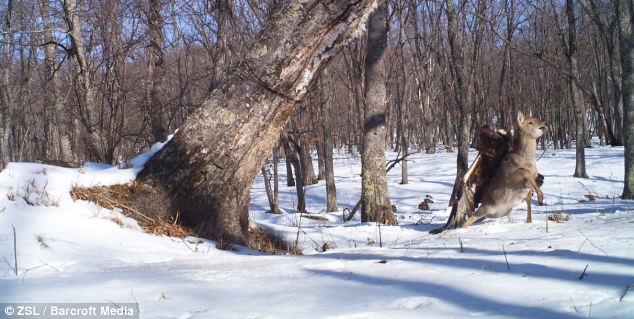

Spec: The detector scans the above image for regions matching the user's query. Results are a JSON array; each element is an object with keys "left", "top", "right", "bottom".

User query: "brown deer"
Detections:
[{"left": 464, "top": 112, "right": 547, "bottom": 227}]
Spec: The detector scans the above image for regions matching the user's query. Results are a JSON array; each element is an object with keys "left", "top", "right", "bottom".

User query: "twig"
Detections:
[
  {"left": 295, "top": 212, "right": 303, "bottom": 248},
  {"left": 578, "top": 264, "right": 589, "bottom": 280},
  {"left": 21, "top": 263, "right": 60, "bottom": 282},
  {"left": 182, "top": 238, "right": 196, "bottom": 253},
  {"left": 502, "top": 244, "right": 510, "bottom": 271},
  {"left": 459, "top": 238, "right": 464, "bottom": 253},
  {"left": 377, "top": 221, "right": 382, "bottom": 248},
  {"left": 13, "top": 225, "right": 17, "bottom": 276},
  {"left": 588, "top": 301, "right": 592, "bottom": 318},
  {"left": 578, "top": 230, "right": 608, "bottom": 256}
]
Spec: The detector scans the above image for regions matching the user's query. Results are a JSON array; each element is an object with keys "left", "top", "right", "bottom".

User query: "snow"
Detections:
[{"left": 1, "top": 142, "right": 633, "bottom": 318}]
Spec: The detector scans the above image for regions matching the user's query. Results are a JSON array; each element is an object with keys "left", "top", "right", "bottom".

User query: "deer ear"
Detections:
[{"left": 517, "top": 112, "right": 524, "bottom": 124}]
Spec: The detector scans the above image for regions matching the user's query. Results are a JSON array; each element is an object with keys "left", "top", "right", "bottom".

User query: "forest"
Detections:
[{"left": 0, "top": 1, "right": 629, "bottom": 164}]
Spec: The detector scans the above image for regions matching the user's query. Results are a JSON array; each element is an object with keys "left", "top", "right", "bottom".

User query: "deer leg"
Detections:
[
  {"left": 464, "top": 205, "right": 489, "bottom": 227},
  {"left": 519, "top": 168, "right": 544, "bottom": 205},
  {"left": 463, "top": 215, "right": 483, "bottom": 228},
  {"left": 464, "top": 204, "right": 508, "bottom": 228},
  {"left": 525, "top": 191, "right": 532, "bottom": 223}
]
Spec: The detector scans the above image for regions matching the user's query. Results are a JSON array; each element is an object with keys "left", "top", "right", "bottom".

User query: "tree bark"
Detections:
[
  {"left": 133, "top": 0, "right": 383, "bottom": 246},
  {"left": 618, "top": 0, "right": 634, "bottom": 198},
  {"left": 361, "top": 2, "right": 397, "bottom": 225}
]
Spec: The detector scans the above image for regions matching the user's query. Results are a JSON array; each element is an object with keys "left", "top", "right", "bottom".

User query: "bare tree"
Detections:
[
  {"left": 618, "top": 0, "right": 634, "bottom": 198},
  {"left": 144, "top": 0, "right": 167, "bottom": 142},
  {"left": 0, "top": 0, "right": 14, "bottom": 167},
  {"left": 38, "top": 0, "right": 73, "bottom": 163},
  {"left": 62, "top": 0, "right": 104, "bottom": 161},
  {"left": 446, "top": 0, "right": 474, "bottom": 206},
  {"left": 564, "top": 0, "right": 589, "bottom": 178},
  {"left": 361, "top": 2, "right": 397, "bottom": 225}
]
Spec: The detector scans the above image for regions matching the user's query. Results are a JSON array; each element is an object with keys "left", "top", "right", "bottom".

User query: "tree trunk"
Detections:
[
  {"left": 39, "top": 0, "right": 73, "bottom": 163},
  {"left": 360, "top": 2, "right": 396, "bottom": 225},
  {"left": 145, "top": 0, "right": 167, "bottom": 142},
  {"left": 320, "top": 74, "right": 338, "bottom": 213},
  {"left": 317, "top": 141, "right": 326, "bottom": 181},
  {"left": 272, "top": 146, "right": 280, "bottom": 212},
  {"left": 618, "top": 0, "right": 634, "bottom": 198},
  {"left": 133, "top": 0, "right": 379, "bottom": 246},
  {"left": 565, "top": 0, "right": 588, "bottom": 178},
  {"left": 283, "top": 136, "right": 306, "bottom": 213},
  {"left": 62, "top": 0, "right": 104, "bottom": 162},
  {"left": 261, "top": 163, "right": 281, "bottom": 214},
  {"left": 285, "top": 151, "right": 295, "bottom": 187},
  {"left": 299, "top": 135, "right": 318, "bottom": 186},
  {"left": 0, "top": 0, "right": 13, "bottom": 167},
  {"left": 446, "top": 0, "right": 473, "bottom": 207}
]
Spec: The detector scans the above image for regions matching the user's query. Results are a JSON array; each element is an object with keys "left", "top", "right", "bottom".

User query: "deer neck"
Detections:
[{"left": 515, "top": 134, "right": 537, "bottom": 163}]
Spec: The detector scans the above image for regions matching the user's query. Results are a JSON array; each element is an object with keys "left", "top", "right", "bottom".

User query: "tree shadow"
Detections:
[
  {"left": 307, "top": 268, "right": 584, "bottom": 319},
  {"left": 308, "top": 251, "right": 633, "bottom": 290},
  {"left": 405, "top": 247, "right": 634, "bottom": 267}
]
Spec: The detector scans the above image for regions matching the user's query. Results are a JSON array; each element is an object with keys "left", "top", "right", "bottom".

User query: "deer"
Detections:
[{"left": 463, "top": 112, "right": 547, "bottom": 227}]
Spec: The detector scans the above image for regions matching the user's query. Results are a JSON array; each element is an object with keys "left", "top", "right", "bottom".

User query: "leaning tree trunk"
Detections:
[
  {"left": 360, "top": 2, "right": 397, "bottom": 225},
  {"left": 618, "top": 0, "right": 634, "bottom": 198},
  {"left": 133, "top": 0, "right": 383, "bottom": 246}
]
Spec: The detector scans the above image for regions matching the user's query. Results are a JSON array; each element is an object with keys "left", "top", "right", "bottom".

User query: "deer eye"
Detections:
[{"left": 529, "top": 121, "right": 534, "bottom": 125}]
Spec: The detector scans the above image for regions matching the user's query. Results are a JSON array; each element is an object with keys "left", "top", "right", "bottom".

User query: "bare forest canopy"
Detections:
[{"left": 0, "top": 0, "right": 628, "bottom": 167}]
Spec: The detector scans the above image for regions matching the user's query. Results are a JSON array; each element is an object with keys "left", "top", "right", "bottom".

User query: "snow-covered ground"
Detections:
[{"left": 0, "top": 142, "right": 632, "bottom": 318}]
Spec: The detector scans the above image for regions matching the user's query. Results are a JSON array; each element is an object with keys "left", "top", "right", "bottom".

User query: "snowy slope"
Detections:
[{"left": 0, "top": 143, "right": 633, "bottom": 319}]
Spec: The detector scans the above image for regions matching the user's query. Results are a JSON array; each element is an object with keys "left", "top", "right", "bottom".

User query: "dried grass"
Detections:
[
  {"left": 302, "top": 214, "right": 329, "bottom": 221},
  {"left": 248, "top": 227, "right": 302, "bottom": 255},
  {"left": 71, "top": 185, "right": 301, "bottom": 254},
  {"left": 548, "top": 212, "right": 571, "bottom": 223},
  {"left": 70, "top": 185, "right": 194, "bottom": 238}
]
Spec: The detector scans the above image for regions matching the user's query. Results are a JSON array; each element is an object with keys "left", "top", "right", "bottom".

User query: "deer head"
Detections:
[{"left": 517, "top": 112, "right": 547, "bottom": 139}]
